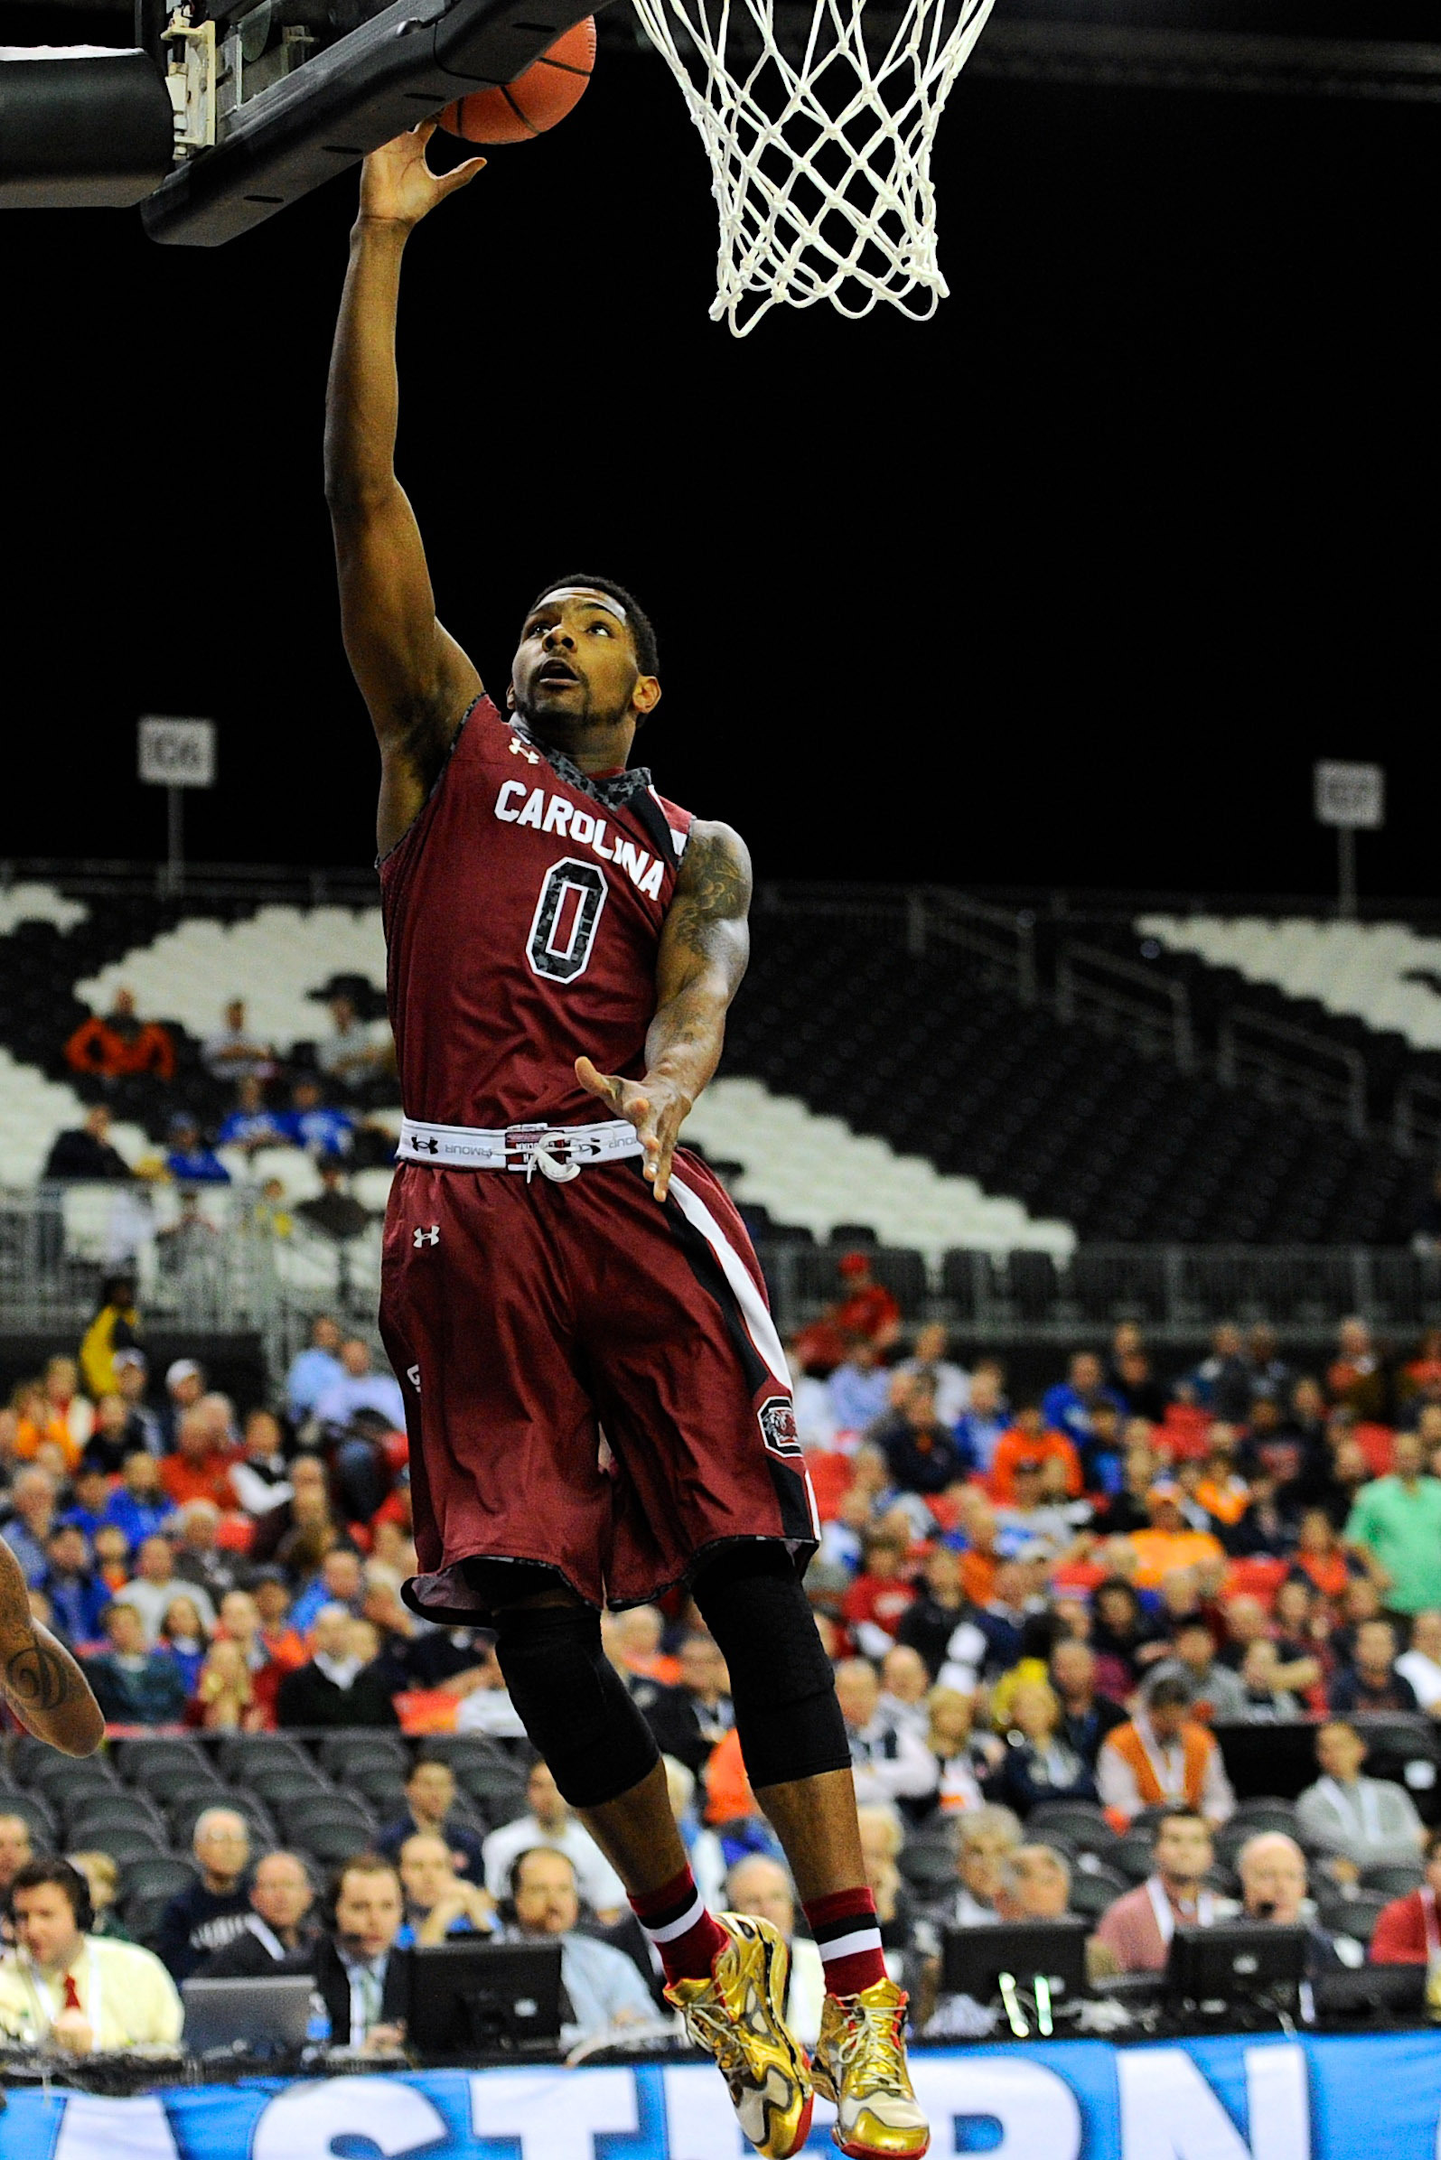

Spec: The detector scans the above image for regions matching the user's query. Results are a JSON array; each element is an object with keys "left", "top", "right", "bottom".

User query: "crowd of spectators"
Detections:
[
  {"left": 45, "top": 990, "right": 397, "bottom": 1195},
  {"left": 6, "top": 1288, "right": 1441, "bottom": 2052}
]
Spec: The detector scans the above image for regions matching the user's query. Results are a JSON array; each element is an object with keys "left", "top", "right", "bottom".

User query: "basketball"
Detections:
[{"left": 439, "top": 17, "right": 596, "bottom": 146}]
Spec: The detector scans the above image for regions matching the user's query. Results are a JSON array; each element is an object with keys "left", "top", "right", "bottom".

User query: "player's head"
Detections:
[{"left": 509, "top": 573, "right": 660, "bottom": 741}]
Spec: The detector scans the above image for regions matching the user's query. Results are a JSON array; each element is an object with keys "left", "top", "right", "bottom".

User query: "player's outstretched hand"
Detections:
[
  {"left": 576, "top": 1056, "right": 690, "bottom": 1204},
  {"left": 359, "top": 120, "right": 485, "bottom": 229}
]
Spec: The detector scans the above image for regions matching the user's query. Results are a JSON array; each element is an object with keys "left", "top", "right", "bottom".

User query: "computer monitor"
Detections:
[
  {"left": 1165, "top": 1923, "right": 1308, "bottom": 2003},
  {"left": 407, "top": 1940, "right": 564, "bottom": 2059},
  {"left": 1311, "top": 1963, "right": 1427, "bottom": 2025},
  {"left": 942, "top": 1921, "right": 1090, "bottom": 2006},
  {"left": 181, "top": 1975, "right": 315, "bottom": 2056}
]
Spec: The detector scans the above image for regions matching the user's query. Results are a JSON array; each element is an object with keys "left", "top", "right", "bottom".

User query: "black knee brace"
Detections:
[
  {"left": 491, "top": 1601, "right": 660, "bottom": 1809},
  {"left": 693, "top": 1544, "right": 850, "bottom": 1790}
]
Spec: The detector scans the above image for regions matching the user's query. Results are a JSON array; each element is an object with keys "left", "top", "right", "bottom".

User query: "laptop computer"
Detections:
[{"left": 182, "top": 1974, "right": 315, "bottom": 2055}]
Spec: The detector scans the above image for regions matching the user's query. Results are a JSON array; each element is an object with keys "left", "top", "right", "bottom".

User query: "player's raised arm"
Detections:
[
  {"left": 0, "top": 1537, "right": 104, "bottom": 1756},
  {"left": 325, "top": 123, "right": 487, "bottom": 855},
  {"left": 577, "top": 820, "right": 751, "bottom": 1201}
]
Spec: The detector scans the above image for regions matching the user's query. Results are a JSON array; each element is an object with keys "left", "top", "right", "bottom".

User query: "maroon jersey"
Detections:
[{"left": 380, "top": 695, "right": 694, "bottom": 1127}]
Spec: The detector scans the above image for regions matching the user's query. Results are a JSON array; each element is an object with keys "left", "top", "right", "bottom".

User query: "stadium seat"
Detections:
[
  {"left": 217, "top": 1732, "right": 315, "bottom": 1777},
  {"left": 118, "top": 1737, "right": 223, "bottom": 1791},
  {"left": 235, "top": 1764, "right": 333, "bottom": 1808},
  {"left": 1066, "top": 1863, "right": 1129, "bottom": 1920},
  {"left": 896, "top": 1827, "right": 957, "bottom": 1898},
  {"left": 1315, "top": 1889, "right": 1390, "bottom": 1946},
  {"left": 1026, "top": 1802, "right": 1120, "bottom": 1858},
  {"left": 65, "top": 1792, "right": 168, "bottom": 1841},
  {"left": 19, "top": 1749, "right": 119, "bottom": 1801},
  {"left": 1361, "top": 1863, "right": 1424, "bottom": 1898},
  {"left": 122, "top": 1853, "right": 199, "bottom": 1904},
  {"left": 318, "top": 1731, "right": 409, "bottom": 1777},
  {"left": 1112, "top": 1830, "right": 1156, "bottom": 1883},
  {"left": 1227, "top": 1799, "right": 1301, "bottom": 1836},
  {"left": 0, "top": 1789, "right": 57, "bottom": 1845},
  {"left": 75, "top": 1821, "right": 172, "bottom": 1867},
  {"left": 291, "top": 1815, "right": 381, "bottom": 1865}
]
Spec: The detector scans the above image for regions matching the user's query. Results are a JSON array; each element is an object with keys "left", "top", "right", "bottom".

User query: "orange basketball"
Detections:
[{"left": 440, "top": 16, "right": 595, "bottom": 145}]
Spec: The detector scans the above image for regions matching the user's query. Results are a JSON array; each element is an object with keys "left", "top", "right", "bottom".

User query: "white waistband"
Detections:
[{"left": 399, "top": 1115, "right": 644, "bottom": 1181}]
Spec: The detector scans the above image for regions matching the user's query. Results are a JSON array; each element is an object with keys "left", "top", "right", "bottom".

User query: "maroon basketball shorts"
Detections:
[{"left": 379, "top": 1148, "right": 819, "bottom": 1616}]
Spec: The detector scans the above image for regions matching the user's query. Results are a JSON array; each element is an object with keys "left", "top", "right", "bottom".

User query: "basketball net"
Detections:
[{"left": 629, "top": 0, "right": 995, "bottom": 333}]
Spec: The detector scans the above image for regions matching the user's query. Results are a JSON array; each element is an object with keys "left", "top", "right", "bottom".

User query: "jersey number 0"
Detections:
[{"left": 527, "top": 858, "right": 609, "bottom": 983}]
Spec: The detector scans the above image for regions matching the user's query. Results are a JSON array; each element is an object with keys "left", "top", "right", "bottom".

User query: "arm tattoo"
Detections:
[
  {"left": 667, "top": 824, "right": 752, "bottom": 962},
  {"left": 4, "top": 1640, "right": 73, "bottom": 1714}
]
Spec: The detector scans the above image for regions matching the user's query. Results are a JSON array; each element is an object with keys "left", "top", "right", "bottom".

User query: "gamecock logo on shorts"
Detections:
[{"left": 758, "top": 1396, "right": 803, "bottom": 1461}]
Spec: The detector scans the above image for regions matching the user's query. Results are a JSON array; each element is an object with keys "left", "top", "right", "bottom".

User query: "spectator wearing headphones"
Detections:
[
  {"left": 312, "top": 1854, "right": 412, "bottom": 2051},
  {"left": 0, "top": 1859, "right": 181, "bottom": 2054}
]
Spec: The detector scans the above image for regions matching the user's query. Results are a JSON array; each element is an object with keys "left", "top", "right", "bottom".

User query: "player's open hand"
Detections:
[
  {"left": 359, "top": 120, "right": 485, "bottom": 229},
  {"left": 576, "top": 1056, "right": 691, "bottom": 1203}
]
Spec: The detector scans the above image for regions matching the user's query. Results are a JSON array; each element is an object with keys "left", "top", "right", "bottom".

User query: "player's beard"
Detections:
[{"left": 514, "top": 684, "right": 594, "bottom": 740}]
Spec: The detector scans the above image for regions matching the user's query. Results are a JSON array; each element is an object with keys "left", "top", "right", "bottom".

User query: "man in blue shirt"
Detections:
[
  {"left": 39, "top": 1525, "right": 110, "bottom": 1644},
  {"left": 1042, "top": 1352, "right": 1123, "bottom": 1461},
  {"left": 164, "top": 1115, "right": 230, "bottom": 1183},
  {"left": 286, "top": 1314, "right": 346, "bottom": 1423},
  {"left": 278, "top": 1077, "right": 355, "bottom": 1157},
  {"left": 218, "top": 1076, "right": 287, "bottom": 1153},
  {"left": 102, "top": 1450, "right": 173, "bottom": 1554},
  {"left": 953, "top": 1366, "right": 1009, "bottom": 1477},
  {"left": 314, "top": 1338, "right": 406, "bottom": 1432},
  {"left": 502, "top": 1846, "right": 655, "bottom": 2047},
  {"left": 1, "top": 1468, "right": 57, "bottom": 1586},
  {"left": 60, "top": 1465, "right": 112, "bottom": 1543}
]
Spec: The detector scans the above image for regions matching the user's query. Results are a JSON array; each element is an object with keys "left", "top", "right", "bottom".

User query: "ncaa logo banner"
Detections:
[{"left": 5, "top": 2037, "right": 1441, "bottom": 2160}]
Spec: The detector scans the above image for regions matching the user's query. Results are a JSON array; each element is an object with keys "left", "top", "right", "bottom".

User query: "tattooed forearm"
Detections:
[
  {"left": 5, "top": 1640, "right": 76, "bottom": 1714},
  {"left": 0, "top": 1538, "right": 105, "bottom": 1754}
]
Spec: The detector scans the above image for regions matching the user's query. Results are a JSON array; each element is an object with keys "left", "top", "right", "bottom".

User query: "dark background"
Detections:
[{"left": 2, "top": 39, "right": 1434, "bottom": 895}]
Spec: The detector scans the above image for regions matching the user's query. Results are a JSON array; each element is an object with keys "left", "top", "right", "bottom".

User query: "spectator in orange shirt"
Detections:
[
  {"left": 989, "top": 1404, "right": 1081, "bottom": 1506},
  {"left": 160, "top": 1408, "right": 240, "bottom": 1513},
  {"left": 10, "top": 1380, "right": 80, "bottom": 1473},
  {"left": 950, "top": 1493, "right": 1002, "bottom": 1608},
  {"left": 250, "top": 1571, "right": 310, "bottom": 1670},
  {"left": 65, "top": 988, "right": 176, "bottom": 1084},
  {"left": 1399, "top": 1329, "right": 1441, "bottom": 1409},
  {"left": 1195, "top": 1434, "right": 1250, "bottom": 1529},
  {"left": 1127, "top": 1481, "right": 1226, "bottom": 1589},
  {"left": 1292, "top": 1508, "right": 1352, "bottom": 1600}
]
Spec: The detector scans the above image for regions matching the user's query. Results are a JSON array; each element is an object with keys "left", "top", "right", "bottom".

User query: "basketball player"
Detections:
[
  {"left": 0, "top": 1539, "right": 104, "bottom": 1756},
  {"left": 325, "top": 124, "right": 928, "bottom": 2158}
]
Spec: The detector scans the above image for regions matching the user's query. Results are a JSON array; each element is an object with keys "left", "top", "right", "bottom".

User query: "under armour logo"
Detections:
[
  {"left": 412, "top": 1134, "right": 440, "bottom": 1155},
  {"left": 508, "top": 737, "right": 540, "bottom": 764},
  {"left": 407, "top": 1365, "right": 422, "bottom": 1391},
  {"left": 413, "top": 1224, "right": 440, "bottom": 1247}
]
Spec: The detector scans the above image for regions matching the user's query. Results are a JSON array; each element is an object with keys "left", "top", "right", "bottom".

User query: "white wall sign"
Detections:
[
  {"left": 1313, "top": 761, "right": 1384, "bottom": 830},
  {"left": 138, "top": 715, "right": 217, "bottom": 789}
]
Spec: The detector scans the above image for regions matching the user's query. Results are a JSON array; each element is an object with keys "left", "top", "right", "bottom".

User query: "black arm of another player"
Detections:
[
  {"left": 325, "top": 123, "right": 487, "bottom": 859},
  {"left": 577, "top": 821, "right": 752, "bottom": 1202},
  {"left": 0, "top": 1537, "right": 104, "bottom": 1756}
]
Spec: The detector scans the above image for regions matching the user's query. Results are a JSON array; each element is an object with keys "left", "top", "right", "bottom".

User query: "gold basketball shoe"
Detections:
[
  {"left": 665, "top": 1911, "right": 814, "bottom": 2159},
  {"left": 811, "top": 1979, "right": 930, "bottom": 2158}
]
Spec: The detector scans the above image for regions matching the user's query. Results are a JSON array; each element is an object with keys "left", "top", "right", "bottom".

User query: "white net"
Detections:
[{"left": 629, "top": 0, "right": 995, "bottom": 333}]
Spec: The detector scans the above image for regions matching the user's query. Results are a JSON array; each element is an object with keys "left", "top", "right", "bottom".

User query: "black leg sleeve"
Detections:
[
  {"left": 492, "top": 1603, "right": 661, "bottom": 1809},
  {"left": 692, "top": 1544, "right": 851, "bottom": 1790}
]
